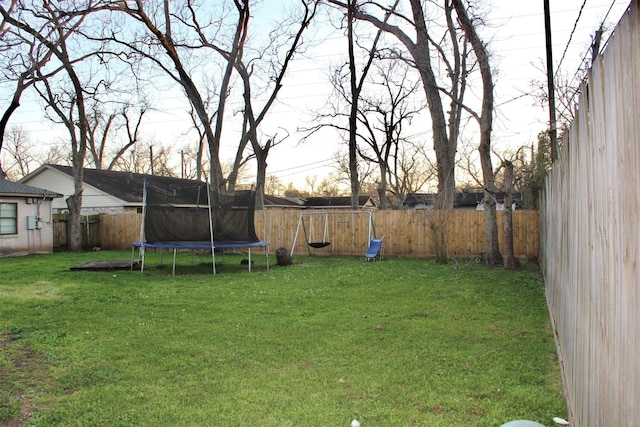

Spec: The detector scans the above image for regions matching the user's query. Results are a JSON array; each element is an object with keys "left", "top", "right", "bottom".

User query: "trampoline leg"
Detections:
[
  {"left": 172, "top": 249, "right": 177, "bottom": 275},
  {"left": 248, "top": 248, "right": 252, "bottom": 272}
]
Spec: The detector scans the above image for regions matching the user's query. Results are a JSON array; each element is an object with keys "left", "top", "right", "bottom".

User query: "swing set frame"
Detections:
[{"left": 290, "top": 210, "right": 375, "bottom": 257}]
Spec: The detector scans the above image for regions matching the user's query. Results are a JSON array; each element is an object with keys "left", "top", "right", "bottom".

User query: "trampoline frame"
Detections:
[{"left": 131, "top": 240, "right": 269, "bottom": 275}]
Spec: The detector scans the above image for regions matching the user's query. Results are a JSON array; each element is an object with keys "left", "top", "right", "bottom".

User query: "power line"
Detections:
[
  {"left": 495, "top": 91, "right": 537, "bottom": 108},
  {"left": 599, "top": 0, "right": 628, "bottom": 51},
  {"left": 558, "top": 0, "right": 628, "bottom": 119},
  {"left": 270, "top": 156, "right": 338, "bottom": 175},
  {"left": 554, "top": 0, "right": 589, "bottom": 78},
  {"left": 273, "top": 162, "right": 337, "bottom": 179},
  {"left": 602, "top": 0, "right": 621, "bottom": 23}
]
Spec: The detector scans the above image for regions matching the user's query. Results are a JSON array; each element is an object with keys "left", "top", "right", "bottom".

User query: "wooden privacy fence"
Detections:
[
  {"left": 99, "top": 212, "right": 143, "bottom": 250},
  {"left": 89, "top": 209, "right": 539, "bottom": 259},
  {"left": 258, "top": 209, "right": 538, "bottom": 258},
  {"left": 540, "top": 1, "right": 640, "bottom": 425},
  {"left": 53, "top": 214, "right": 100, "bottom": 251}
]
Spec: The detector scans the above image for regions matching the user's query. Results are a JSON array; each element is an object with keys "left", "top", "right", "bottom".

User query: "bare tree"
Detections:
[
  {"left": 0, "top": 0, "right": 59, "bottom": 178},
  {"left": 86, "top": 104, "right": 148, "bottom": 170},
  {"left": 186, "top": 102, "right": 216, "bottom": 183},
  {"left": 324, "top": 0, "right": 398, "bottom": 208},
  {"left": 333, "top": 149, "right": 376, "bottom": 195},
  {"left": 519, "top": 132, "right": 551, "bottom": 210},
  {"left": 103, "top": 0, "right": 246, "bottom": 206},
  {"left": 387, "top": 143, "right": 436, "bottom": 203},
  {"left": 304, "top": 175, "right": 319, "bottom": 195},
  {"left": 348, "top": 0, "right": 472, "bottom": 209},
  {"left": 284, "top": 182, "right": 307, "bottom": 198},
  {"left": 533, "top": 22, "right": 609, "bottom": 134},
  {"left": 104, "top": 1, "right": 317, "bottom": 212},
  {"left": 304, "top": 63, "right": 428, "bottom": 206},
  {"left": 1, "top": 1, "right": 100, "bottom": 251},
  {"left": 452, "top": 0, "right": 501, "bottom": 266},
  {"left": 86, "top": 109, "right": 116, "bottom": 169},
  {"left": 152, "top": 145, "right": 177, "bottom": 177},
  {"left": 304, "top": 58, "right": 433, "bottom": 208},
  {"left": 2, "top": 126, "right": 36, "bottom": 180},
  {"left": 230, "top": 0, "right": 317, "bottom": 208},
  {"left": 317, "top": 174, "right": 344, "bottom": 196},
  {"left": 356, "top": 61, "right": 427, "bottom": 208},
  {"left": 264, "top": 175, "right": 285, "bottom": 197},
  {"left": 40, "top": 144, "right": 71, "bottom": 167},
  {"left": 112, "top": 140, "right": 176, "bottom": 177},
  {"left": 178, "top": 144, "right": 207, "bottom": 181}
]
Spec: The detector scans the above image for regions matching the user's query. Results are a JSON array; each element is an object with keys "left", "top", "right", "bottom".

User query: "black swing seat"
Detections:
[{"left": 308, "top": 241, "right": 331, "bottom": 248}]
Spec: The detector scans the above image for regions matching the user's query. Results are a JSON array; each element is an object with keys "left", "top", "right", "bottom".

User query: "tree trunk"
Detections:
[
  {"left": 452, "top": 0, "right": 501, "bottom": 266},
  {"left": 66, "top": 191, "right": 83, "bottom": 252},
  {"left": 482, "top": 194, "right": 501, "bottom": 266},
  {"left": 252, "top": 139, "right": 272, "bottom": 211},
  {"left": 377, "top": 162, "right": 388, "bottom": 209},
  {"left": 255, "top": 163, "right": 266, "bottom": 210},
  {"left": 275, "top": 247, "right": 293, "bottom": 266},
  {"left": 427, "top": 209, "right": 448, "bottom": 264},
  {"left": 68, "top": 131, "right": 87, "bottom": 252},
  {"left": 347, "top": 0, "right": 360, "bottom": 209},
  {"left": 409, "top": 0, "right": 455, "bottom": 209},
  {"left": 502, "top": 160, "right": 519, "bottom": 270}
]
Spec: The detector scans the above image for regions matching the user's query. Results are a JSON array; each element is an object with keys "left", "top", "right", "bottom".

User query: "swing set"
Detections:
[{"left": 290, "top": 211, "right": 376, "bottom": 257}]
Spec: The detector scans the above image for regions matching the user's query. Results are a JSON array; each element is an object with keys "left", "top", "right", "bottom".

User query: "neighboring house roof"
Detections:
[
  {"left": 304, "top": 195, "right": 376, "bottom": 209},
  {"left": 402, "top": 191, "right": 525, "bottom": 209},
  {"left": 18, "top": 164, "right": 382, "bottom": 210},
  {"left": 53, "top": 164, "right": 209, "bottom": 205},
  {"left": 22, "top": 165, "right": 307, "bottom": 210},
  {"left": 21, "top": 164, "right": 208, "bottom": 207},
  {"left": 0, "top": 178, "right": 62, "bottom": 199},
  {"left": 262, "top": 194, "right": 305, "bottom": 208}
]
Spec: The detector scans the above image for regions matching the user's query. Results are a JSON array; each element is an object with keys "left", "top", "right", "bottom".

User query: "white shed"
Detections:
[{"left": 0, "top": 179, "right": 62, "bottom": 257}]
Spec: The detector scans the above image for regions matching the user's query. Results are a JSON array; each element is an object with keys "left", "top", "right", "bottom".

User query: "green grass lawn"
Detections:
[{"left": 0, "top": 251, "right": 566, "bottom": 426}]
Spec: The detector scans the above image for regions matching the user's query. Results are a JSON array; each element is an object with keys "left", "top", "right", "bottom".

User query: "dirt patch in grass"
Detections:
[{"left": 0, "top": 332, "right": 52, "bottom": 426}]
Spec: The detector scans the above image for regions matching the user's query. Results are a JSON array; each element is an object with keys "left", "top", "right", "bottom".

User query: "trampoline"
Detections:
[{"left": 133, "top": 179, "right": 269, "bottom": 274}]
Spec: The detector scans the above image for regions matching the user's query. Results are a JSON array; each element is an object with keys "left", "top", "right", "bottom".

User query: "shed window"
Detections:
[{"left": 0, "top": 203, "right": 18, "bottom": 235}]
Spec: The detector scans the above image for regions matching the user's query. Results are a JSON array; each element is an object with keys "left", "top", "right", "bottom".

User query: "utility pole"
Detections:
[
  {"left": 149, "top": 145, "right": 154, "bottom": 175},
  {"left": 181, "top": 150, "right": 184, "bottom": 179},
  {"left": 544, "top": 0, "right": 558, "bottom": 162}
]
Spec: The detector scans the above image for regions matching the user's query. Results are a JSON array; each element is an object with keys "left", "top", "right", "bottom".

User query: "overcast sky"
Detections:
[{"left": 4, "top": 0, "right": 632, "bottom": 187}]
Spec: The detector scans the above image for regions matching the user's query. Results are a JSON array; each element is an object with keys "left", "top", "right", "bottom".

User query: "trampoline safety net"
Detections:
[{"left": 143, "top": 181, "right": 259, "bottom": 244}]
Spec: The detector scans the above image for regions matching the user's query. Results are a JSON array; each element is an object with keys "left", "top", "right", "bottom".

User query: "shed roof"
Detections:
[{"left": 0, "top": 178, "right": 62, "bottom": 198}]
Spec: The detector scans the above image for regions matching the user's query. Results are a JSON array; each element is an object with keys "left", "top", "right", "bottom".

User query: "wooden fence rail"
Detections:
[{"left": 54, "top": 209, "right": 540, "bottom": 259}]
